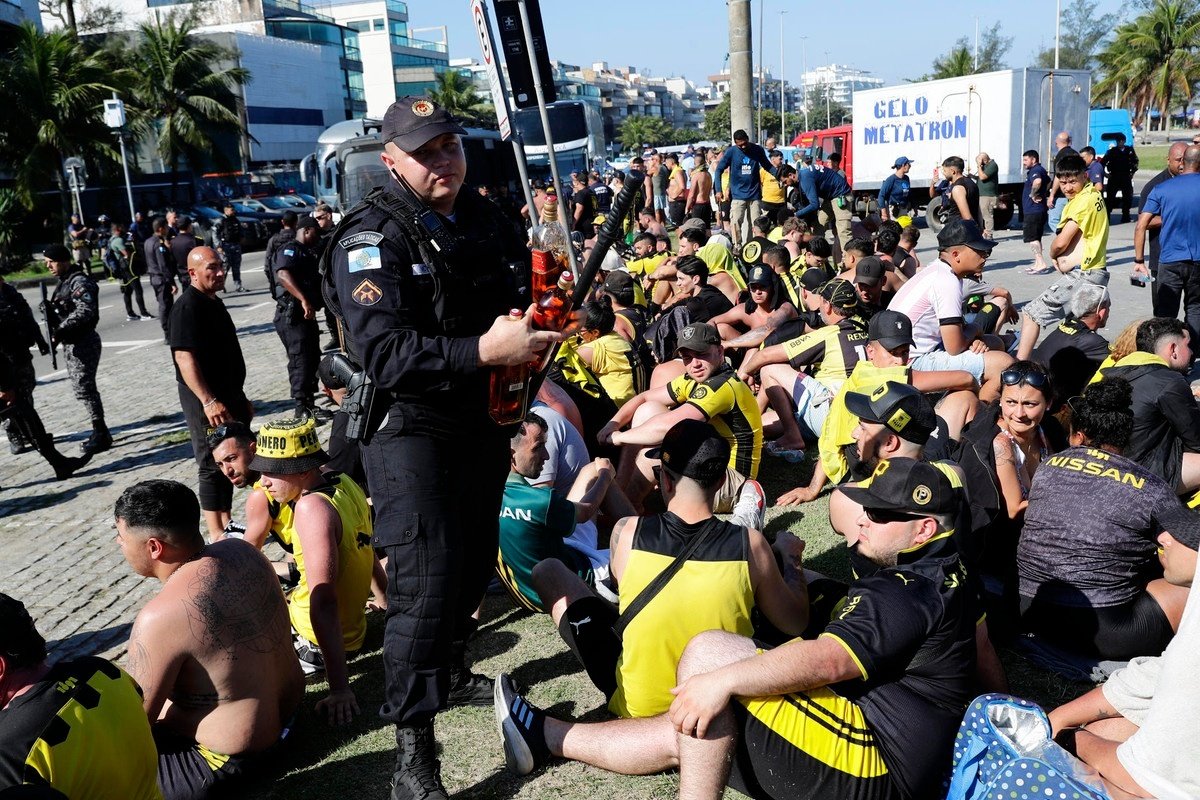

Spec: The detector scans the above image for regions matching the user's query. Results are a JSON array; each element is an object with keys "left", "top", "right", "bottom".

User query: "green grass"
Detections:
[
  {"left": 235, "top": 453, "right": 1091, "bottom": 798},
  {"left": 1136, "top": 145, "right": 1169, "bottom": 174},
  {"left": 2, "top": 261, "right": 49, "bottom": 282}
]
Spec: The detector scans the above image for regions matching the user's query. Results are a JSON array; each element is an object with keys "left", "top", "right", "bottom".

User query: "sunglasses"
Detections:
[
  {"left": 864, "top": 507, "right": 922, "bottom": 524},
  {"left": 1000, "top": 366, "right": 1050, "bottom": 388}
]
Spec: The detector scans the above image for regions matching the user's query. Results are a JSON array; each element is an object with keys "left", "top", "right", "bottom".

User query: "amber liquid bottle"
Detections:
[
  {"left": 488, "top": 309, "right": 531, "bottom": 425},
  {"left": 530, "top": 198, "right": 569, "bottom": 299},
  {"left": 530, "top": 271, "right": 575, "bottom": 371}
]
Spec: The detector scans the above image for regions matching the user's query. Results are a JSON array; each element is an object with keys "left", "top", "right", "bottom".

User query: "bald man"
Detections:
[
  {"left": 1047, "top": 131, "right": 1078, "bottom": 232},
  {"left": 975, "top": 151, "right": 999, "bottom": 238},
  {"left": 170, "top": 246, "right": 253, "bottom": 538},
  {"left": 1135, "top": 145, "right": 1200, "bottom": 340},
  {"left": 1136, "top": 141, "right": 1189, "bottom": 315}
]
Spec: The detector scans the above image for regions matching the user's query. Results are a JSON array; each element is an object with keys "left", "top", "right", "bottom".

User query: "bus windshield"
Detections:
[{"left": 341, "top": 148, "right": 389, "bottom": 209}]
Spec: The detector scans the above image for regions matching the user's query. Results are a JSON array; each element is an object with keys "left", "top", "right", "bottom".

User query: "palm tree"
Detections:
[
  {"left": 126, "top": 12, "right": 250, "bottom": 173},
  {"left": 0, "top": 23, "right": 120, "bottom": 209},
  {"left": 929, "top": 45, "right": 977, "bottom": 80},
  {"left": 1095, "top": 0, "right": 1200, "bottom": 131},
  {"left": 427, "top": 70, "right": 495, "bottom": 128}
]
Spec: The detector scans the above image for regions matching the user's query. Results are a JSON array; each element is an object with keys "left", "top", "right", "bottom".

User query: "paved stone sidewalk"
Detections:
[{"left": 0, "top": 267, "right": 304, "bottom": 664}]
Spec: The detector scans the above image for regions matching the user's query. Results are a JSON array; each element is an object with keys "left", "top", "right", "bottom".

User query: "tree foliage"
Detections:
[
  {"left": 1095, "top": 0, "right": 1200, "bottom": 130},
  {"left": 924, "top": 22, "right": 1013, "bottom": 79},
  {"left": 618, "top": 114, "right": 671, "bottom": 149},
  {"left": 1034, "top": 0, "right": 1120, "bottom": 71},
  {"left": 427, "top": 70, "right": 496, "bottom": 129},
  {"left": 802, "top": 82, "right": 851, "bottom": 130},
  {"left": 703, "top": 93, "right": 732, "bottom": 140}
]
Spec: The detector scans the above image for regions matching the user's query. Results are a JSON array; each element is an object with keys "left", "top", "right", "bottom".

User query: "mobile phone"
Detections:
[{"left": 1130, "top": 274, "right": 1150, "bottom": 287}]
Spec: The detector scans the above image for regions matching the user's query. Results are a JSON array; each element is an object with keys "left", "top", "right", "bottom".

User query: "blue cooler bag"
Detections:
[{"left": 945, "top": 694, "right": 1110, "bottom": 800}]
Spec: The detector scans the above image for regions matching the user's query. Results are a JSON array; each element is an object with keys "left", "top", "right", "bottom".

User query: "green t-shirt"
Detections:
[
  {"left": 978, "top": 160, "right": 1000, "bottom": 197},
  {"left": 497, "top": 472, "right": 590, "bottom": 611}
]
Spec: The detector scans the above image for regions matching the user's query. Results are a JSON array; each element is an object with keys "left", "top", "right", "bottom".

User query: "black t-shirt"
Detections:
[
  {"left": 169, "top": 285, "right": 247, "bottom": 402},
  {"left": 1032, "top": 317, "right": 1110, "bottom": 405},
  {"left": 571, "top": 187, "right": 596, "bottom": 233},
  {"left": 944, "top": 176, "right": 982, "bottom": 223},
  {"left": 169, "top": 233, "right": 198, "bottom": 276},
  {"left": 822, "top": 536, "right": 975, "bottom": 799},
  {"left": 685, "top": 284, "right": 734, "bottom": 323}
]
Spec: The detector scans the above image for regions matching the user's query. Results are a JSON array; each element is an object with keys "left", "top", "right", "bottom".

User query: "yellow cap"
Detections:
[{"left": 250, "top": 416, "right": 328, "bottom": 474}]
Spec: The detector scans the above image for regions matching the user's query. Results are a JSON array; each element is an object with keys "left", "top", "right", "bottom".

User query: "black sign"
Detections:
[{"left": 493, "top": 0, "right": 556, "bottom": 110}]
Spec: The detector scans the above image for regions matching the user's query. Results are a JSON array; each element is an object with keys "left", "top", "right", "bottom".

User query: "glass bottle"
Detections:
[
  {"left": 488, "top": 309, "right": 531, "bottom": 425},
  {"left": 530, "top": 198, "right": 569, "bottom": 299},
  {"left": 531, "top": 272, "right": 575, "bottom": 372}
]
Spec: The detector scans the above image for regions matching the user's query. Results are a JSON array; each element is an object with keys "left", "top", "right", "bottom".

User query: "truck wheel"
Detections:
[{"left": 925, "top": 195, "right": 948, "bottom": 234}]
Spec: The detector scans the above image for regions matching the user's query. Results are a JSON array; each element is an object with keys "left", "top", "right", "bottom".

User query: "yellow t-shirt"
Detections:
[
  {"left": 587, "top": 332, "right": 638, "bottom": 407},
  {"left": 760, "top": 167, "right": 785, "bottom": 205},
  {"left": 819, "top": 362, "right": 911, "bottom": 484},
  {"left": 766, "top": 227, "right": 785, "bottom": 243},
  {"left": 289, "top": 472, "right": 375, "bottom": 652},
  {"left": 1060, "top": 182, "right": 1109, "bottom": 271},
  {"left": 666, "top": 365, "right": 762, "bottom": 479},
  {"left": 627, "top": 253, "right": 667, "bottom": 281}
]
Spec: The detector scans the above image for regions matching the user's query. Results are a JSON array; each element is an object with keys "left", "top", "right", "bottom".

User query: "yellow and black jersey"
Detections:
[
  {"left": 252, "top": 479, "right": 295, "bottom": 553},
  {"left": 0, "top": 657, "right": 162, "bottom": 799},
  {"left": 819, "top": 362, "right": 912, "bottom": 485},
  {"left": 781, "top": 316, "right": 870, "bottom": 387},
  {"left": 289, "top": 471, "right": 375, "bottom": 652},
  {"left": 666, "top": 364, "right": 762, "bottom": 478},
  {"left": 820, "top": 532, "right": 975, "bottom": 800},
  {"left": 610, "top": 513, "right": 753, "bottom": 718}
]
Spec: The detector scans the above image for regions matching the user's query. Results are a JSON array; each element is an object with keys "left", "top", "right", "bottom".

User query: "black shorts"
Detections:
[
  {"left": 729, "top": 688, "right": 901, "bottom": 800},
  {"left": 557, "top": 595, "right": 621, "bottom": 700},
  {"left": 1022, "top": 212, "right": 1047, "bottom": 243},
  {"left": 689, "top": 204, "right": 713, "bottom": 226},
  {"left": 719, "top": 200, "right": 732, "bottom": 220},
  {"left": 154, "top": 729, "right": 257, "bottom": 800},
  {"left": 1019, "top": 591, "right": 1175, "bottom": 660}
]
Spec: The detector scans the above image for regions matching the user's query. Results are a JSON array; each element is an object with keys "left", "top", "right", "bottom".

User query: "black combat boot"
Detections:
[
  {"left": 390, "top": 723, "right": 448, "bottom": 800},
  {"left": 446, "top": 624, "right": 493, "bottom": 708},
  {"left": 37, "top": 434, "right": 92, "bottom": 480},
  {"left": 81, "top": 419, "right": 112, "bottom": 455}
]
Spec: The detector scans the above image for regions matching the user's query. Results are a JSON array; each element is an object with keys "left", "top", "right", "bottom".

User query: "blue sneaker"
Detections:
[{"left": 493, "top": 673, "right": 548, "bottom": 775}]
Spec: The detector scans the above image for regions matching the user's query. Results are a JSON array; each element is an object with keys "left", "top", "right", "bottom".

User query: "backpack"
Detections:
[
  {"left": 950, "top": 402, "right": 1004, "bottom": 568},
  {"left": 945, "top": 694, "right": 1109, "bottom": 800}
]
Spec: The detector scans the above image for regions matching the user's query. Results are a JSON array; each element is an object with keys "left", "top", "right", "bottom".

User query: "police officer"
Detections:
[
  {"left": 0, "top": 274, "right": 90, "bottom": 478},
  {"left": 1103, "top": 132, "right": 1139, "bottom": 224},
  {"left": 271, "top": 215, "right": 323, "bottom": 416},
  {"left": 323, "top": 96, "right": 558, "bottom": 800},
  {"left": 213, "top": 202, "right": 245, "bottom": 292},
  {"left": 145, "top": 215, "right": 180, "bottom": 339},
  {"left": 43, "top": 244, "right": 111, "bottom": 454}
]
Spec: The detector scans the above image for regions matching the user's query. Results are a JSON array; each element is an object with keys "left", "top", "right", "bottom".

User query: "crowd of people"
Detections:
[{"left": 3, "top": 95, "right": 1200, "bottom": 800}]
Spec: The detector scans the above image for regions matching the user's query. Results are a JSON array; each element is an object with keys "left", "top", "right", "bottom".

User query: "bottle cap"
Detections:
[{"left": 508, "top": 308, "right": 524, "bottom": 319}]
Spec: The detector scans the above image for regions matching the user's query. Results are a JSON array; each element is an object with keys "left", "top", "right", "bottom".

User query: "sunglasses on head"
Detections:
[{"left": 1000, "top": 366, "right": 1049, "bottom": 388}]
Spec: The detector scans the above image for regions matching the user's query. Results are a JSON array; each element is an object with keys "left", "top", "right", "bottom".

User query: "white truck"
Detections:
[{"left": 812, "top": 68, "right": 1092, "bottom": 230}]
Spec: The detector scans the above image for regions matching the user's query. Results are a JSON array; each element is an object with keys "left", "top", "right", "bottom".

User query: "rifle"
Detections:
[{"left": 39, "top": 283, "right": 58, "bottom": 370}]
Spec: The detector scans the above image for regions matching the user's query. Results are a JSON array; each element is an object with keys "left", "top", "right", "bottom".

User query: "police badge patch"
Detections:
[
  {"left": 352, "top": 279, "right": 383, "bottom": 306},
  {"left": 348, "top": 247, "right": 382, "bottom": 273},
  {"left": 412, "top": 99, "right": 434, "bottom": 117}
]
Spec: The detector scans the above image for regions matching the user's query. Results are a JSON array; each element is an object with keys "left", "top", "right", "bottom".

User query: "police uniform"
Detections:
[
  {"left": 144, "top": 231, "right": 179, "bottom": 338},
  {"left": 321, "top": 97, "right": 526, "bottom": 794},
  {"left": 213, "top": 212, "right": 244, "bottom": 290},
  {"left": 270, "top": 222, "right": 322, "bottom": 412},
  {"left": 0, "top": 281, "right": 44, "bottom": 453},
  {"left": 48, "top": 249, "right": 110, "bottom": 454}
]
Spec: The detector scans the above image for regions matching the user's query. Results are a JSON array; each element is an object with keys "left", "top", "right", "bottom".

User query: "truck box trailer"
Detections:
[{"left": 816, "top": 68, "right": 1091, "bottom": 230}]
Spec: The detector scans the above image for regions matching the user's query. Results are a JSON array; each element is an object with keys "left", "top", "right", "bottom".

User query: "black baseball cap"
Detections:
[
  {"left": 853, "top": 256, "right": 885, "bottom": 287},
  {"left": 819, "top": 278, "right": 859, "bottom": 311},
  {"left": 603, "top": 270, "right": 636, "bottom": 304},
  {"left": 295, "top": 215, "right": 319, "bottom": 231},
  {"left": 43, "top": 244, "right": 71, "bottom": 262},
  {"left": 868, "top": 309, "right": 914, "bottom": 349},
  {"left": 799, "top": 268, "right": 827, "bottom": 292},
  {"left": 647, "top": 419, "right": 729, "bottom": 484},
  {"left": 747, "top": 265, "right": 773, "bottom": 287},
  {"left": 844, "top": 381, "right": 937, "bottom": 444},
  {"left": 937, "top": 218, "right": 996, "bottom": 253},
  {"left": 841, "top": 457, "right": 957, "bottom": 515},
  {"left": 1156, "top": 502, "right": 1200, "bottom": 549},
  {"left": 0, "top": 593, "right": 47, "bottom": 668},
  {"left": 381, "top": 96, "right": 467, "bottom": 152},
  {"left": 675, "top": 322, "right": 721, "bottom": 354}
]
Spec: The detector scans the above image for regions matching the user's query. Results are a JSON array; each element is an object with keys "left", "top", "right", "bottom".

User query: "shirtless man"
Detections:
[{"left": 116, "top": 479, "right": 304, "bottom": 799}]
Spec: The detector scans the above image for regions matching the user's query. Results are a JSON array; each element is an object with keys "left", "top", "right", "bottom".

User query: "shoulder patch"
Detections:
[
  {"left": 282, "top": 248, "right": 295, "bottom": 257},
  {"left": 352, "top": 279, "right": 382, "bottom": 306},
  {"left": 339, "top": 231, "right": 385, "bottom": 249},
  {"left": 348, "top": 246, "right": 382, "bottom": 273}
]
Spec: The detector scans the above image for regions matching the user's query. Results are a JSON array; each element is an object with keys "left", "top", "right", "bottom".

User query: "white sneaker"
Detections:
[{"left": 731, "top": 479, "right": 766, "bottom": 532}]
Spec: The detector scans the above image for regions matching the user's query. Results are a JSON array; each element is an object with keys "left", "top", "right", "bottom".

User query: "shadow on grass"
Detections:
[{"left": 509, "top": 648, "right": 586, "bottom": 694}]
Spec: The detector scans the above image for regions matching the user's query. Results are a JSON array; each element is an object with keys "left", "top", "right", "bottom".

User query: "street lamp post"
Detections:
[
  {"left": 800, "top": 36, "right": 808, "bottom": 132},
  {"left": 823, "top": 52, "right": 831, "bottom": 129},
  {"left": 757, "top": 0, "right": 764, "bottom": 138},
  {"left": 779, "top": 10, "right": 786, "bottom": 142},
  {"left": 103, "top": 93, "right": 137, "bottom": 222}
]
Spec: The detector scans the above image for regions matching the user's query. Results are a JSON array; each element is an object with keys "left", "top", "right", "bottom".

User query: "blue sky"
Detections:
[{"left": 410, "top": 0, "right": 1129, "bottom": 88}]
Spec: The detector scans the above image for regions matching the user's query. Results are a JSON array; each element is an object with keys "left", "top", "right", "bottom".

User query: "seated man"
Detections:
[
  {"left": 777, "top": 311, "right": 977, "bottom": 505},
  {"left": 0, "top": 594, "right": 161, "bottom": 799},
  {"left": 496, "top": 419, "right": 808, "bottom": 755},
  {"left": 248, "top": 418, "right": 373, "bottom": 717},
  {"left": 599, "top": 323, "right": 764, "bottom": 527},
  {"left": 207, "top": 422, "right": 293, "bottom": 550},
  {"left": 658, "top": 256, "right": 735, "bottom": 323},
  {"left": 1030, "top": 282, "right": 1111, "bottom": 409},
  {"left": 1049, "top": 503, "right": 1200, "bottom": 800},
  {"left": 888, "top": 219, "right": 1013, "bottom": 402},
  {"left": 1096, "top": 317, "right": 1200, "bottom": 494},
  {"left": 738, "top": 279, "right": 869, "bottom": 452},
  {"left": 114, "top": 480, "right": 304, "bottom": 798},
  {"left": 498, "top": 458, "right": 975, "bottom": 800},
  {"left": 498, "top": 413, "right": 625, "bottom": 611}
]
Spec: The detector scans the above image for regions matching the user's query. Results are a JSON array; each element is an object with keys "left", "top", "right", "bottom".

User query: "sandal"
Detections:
[{"left": 1023, "top": 265, "right": 1054, "bottom": 275}]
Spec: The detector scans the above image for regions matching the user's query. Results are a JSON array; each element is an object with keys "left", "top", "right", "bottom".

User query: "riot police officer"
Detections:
[
  {"left": 43, "top": 244, "right": 111, "bottom": 454},
  {"left": 323, "top": 97, "right": 558, "bottom": 800},
  {"left": 213, "top": 203, "right": 245, "bottom": 292},
  {"left": 145, "top": 216, "right": 180, "bottom": 338},
  {"left": 271, "top": 215, "right": 323, "bottom": 416}
]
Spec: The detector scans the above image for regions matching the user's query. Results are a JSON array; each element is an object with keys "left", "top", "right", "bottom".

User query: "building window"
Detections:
[
  {"left": 346, "top": 20, "right": 369, "bottom": 32},
  {"left": 372, "top": 17, "right": 385, "bottom": 30}
]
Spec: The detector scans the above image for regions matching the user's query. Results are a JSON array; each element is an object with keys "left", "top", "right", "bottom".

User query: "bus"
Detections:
[
  {"left": 513, "top": 100, "right": 605, "bottom": 179},
  {"left": 301, "top": 119, "right": 522, "bottom": 215}
]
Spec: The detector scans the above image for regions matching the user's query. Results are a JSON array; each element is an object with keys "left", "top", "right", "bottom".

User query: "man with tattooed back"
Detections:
[{"left": 115, "top": 479, "right": 304, "bottom": 800}]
